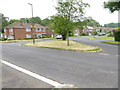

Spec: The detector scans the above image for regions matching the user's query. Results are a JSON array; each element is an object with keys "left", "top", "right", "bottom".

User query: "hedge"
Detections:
[{"left": 114, "top": 30, "right": 120, "bottom": 41}]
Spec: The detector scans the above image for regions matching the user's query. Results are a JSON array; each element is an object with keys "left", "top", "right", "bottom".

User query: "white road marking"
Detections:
[
  {"left": 1, "top": 60, "right": 62, "bottom": 87},
  {"left": 100, "top": 53, "right": 110, "bottom": 56}
]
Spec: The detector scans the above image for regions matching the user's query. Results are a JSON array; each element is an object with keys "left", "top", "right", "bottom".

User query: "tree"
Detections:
[
  {"left": 41, "top": 18, "right": 50, "bottom": 26},
  {"left": 0, "top": 13, "right": 9, "bottom": 33},
  {"left": 29, "top": 17, "right": 42, "bottom": 24},
  {"left": 86, "top": 19, "right": 100, "bottom": 27},
  {"left": 104, "top": 23, "right": 120, "bottom": 28},
  {"left": 51, "top": 15, "right": 74, "bottom": 41},
  {"left": 51, "top": 0, "right": 90, "bottom": 45},
  {"left": 9, "top": 19, "right": 19, "bottom": 24},
  {"left": 104, "top": 1, "right": 120, "bottom": 13}
]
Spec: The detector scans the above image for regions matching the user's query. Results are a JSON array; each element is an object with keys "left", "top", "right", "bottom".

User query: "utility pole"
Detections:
[{"left": 28, "top": 3, "right": 35, "bottom": 44}]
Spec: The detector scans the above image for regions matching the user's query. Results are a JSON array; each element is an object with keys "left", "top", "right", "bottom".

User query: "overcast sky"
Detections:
[{"left": 0, "top": 0, "right": 118, "bottom": 25}]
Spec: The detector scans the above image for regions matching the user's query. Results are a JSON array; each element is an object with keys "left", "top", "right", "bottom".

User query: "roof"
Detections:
[{"left": 5, "top": 22, "right": 45, "bottom": 28}]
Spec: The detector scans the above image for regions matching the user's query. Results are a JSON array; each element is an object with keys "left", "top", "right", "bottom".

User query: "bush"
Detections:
[
  {"left": 114, "top": 30, "right": 120, "bottom": 41},
  {"left": 81, "top": 33, "right": 88, "bottom": 36},
  {"left": 0, "top": 37, "right": 7, "bottom": 41},
  {"left": 42, "top": 35, "right": 46, "bottom": 38},
  {"left": 92, "top": 31, "right": 97, "bottom": 35}
]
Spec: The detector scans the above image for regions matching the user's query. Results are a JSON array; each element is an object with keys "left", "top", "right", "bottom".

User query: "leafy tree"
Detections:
[
  {"left": 41, "top": 18, "right": 50, "bottom": 26},
  {"left": 86, "top": 19, "right": 100, "bottom": 27},
  {"left": 9, "top": 19, "right": 19, "bottom": 24},
  {"left": 0, "top": 13, "right": 9, "bottom": 33},
  {"left": 19, "top": 18, "right": 29, "bottom": 23},
  {"left": 51, "top": 0, "right": 89, "bottom": 45},
  {"left": 51, "top": 15, "right": 74, "bottom": 41},
  {"left": 29, "top": 17, "right": 42, "bottom": 24},
  {"left": 104, "top": 1, "right": 120, "bottom": 13},
  {"left": 104, "top": 23, "right": 120, "bottom": 28}
]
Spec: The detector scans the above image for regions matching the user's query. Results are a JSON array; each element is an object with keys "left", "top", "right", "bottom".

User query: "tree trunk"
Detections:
[{"left": 62, "top": 34, "right": 66, "bottom": 40}]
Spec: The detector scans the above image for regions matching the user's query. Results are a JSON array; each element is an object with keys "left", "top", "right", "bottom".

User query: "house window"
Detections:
[
  {"left": 26, "top": 28, "right": 31, "bottom": 32},
  {"left": 41, "top": 28, "right": 45, "bottom": 32},
  {"left": 26, "top": 34, "right": 31, "bottom": 38},
  {"left": 36, "top": 28, "right": 41, "bottom": 32},
  {"left": 9, "top": 28, "right": 13, "bottom": 32}
]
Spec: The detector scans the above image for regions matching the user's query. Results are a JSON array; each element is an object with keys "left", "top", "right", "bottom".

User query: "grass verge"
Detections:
[
  {"left": 88, "top": 36, "right": 114, "bottom": 40},
  {"left": 101, "top": 41, "right": 120, "bottom": 45},
  {"left": 24, "top": 40, "right": 102, "bottom": 52},
  {"left": 0, "top": 38, "right": 54, "bottom": 43}
]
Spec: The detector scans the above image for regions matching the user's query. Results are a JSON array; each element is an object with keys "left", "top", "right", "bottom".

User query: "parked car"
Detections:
[{"left": 56, "top": 35, "right": 62, "bottom": 39}]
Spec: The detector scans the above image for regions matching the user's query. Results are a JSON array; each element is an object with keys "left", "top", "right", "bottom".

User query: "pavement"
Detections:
[{"left": 1, "top": 36, "right": 119, "bottom": 88}]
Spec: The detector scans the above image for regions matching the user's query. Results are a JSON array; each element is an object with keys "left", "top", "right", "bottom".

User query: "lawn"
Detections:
[
  {"left": 24, "top": 40, "right": 102, "bottom": 52},
  {"left": 101, "top": 41, "right": 120, "bottom": 45}
]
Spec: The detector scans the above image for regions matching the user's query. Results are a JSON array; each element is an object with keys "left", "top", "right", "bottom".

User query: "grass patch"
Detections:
[
  {"left": 0, "top": 38, "right": 54, "bottom": 43},
  {"left": 88, "top": 36, "right": 114, "bottom": 40},
  {"left": 101, "top": 41, "right": 120, "bottom": 45},
  {"left": 24, "top": 40, "right": 102, "bottom": 52}
]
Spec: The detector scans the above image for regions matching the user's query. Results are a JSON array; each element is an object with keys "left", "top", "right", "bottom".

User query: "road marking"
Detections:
[
  {"left": 1, "top": 60, "right": 62, "bottom": 87},
  {"left": 100, "top": 53, "right": 110, "bottom": 56}
]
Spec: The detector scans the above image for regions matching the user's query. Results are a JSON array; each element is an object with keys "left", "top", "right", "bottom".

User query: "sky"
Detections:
[{"left": 0, "top": 0, "right": 118, "bottom": 25}]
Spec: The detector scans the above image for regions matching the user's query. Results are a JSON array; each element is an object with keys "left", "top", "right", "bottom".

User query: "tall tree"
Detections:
[
  {"left": 51, "top": 0, "right": 89, "bottom": 45},
  {"left": 0, "top": 13, "right": 9, "bottom": 33},
  {"left": 104, "top": 1, "right": 120, "bottom": 13}
]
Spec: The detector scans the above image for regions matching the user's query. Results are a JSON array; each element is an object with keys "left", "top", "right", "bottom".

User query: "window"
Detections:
[
  {"left": 41, "top": 28, "right": 45, "bottom": 32},
  {"left": 9, "top": 28, "right": 13, "bottom": 32},
  {"left": 36, "top": 28, "right": 41, "bottom": 32},
  {"left": 26, "top": 34, "right": 31, "bottom": 38},
  {"left": 26, "top": 28, "right": 31, "bottom": 32}
]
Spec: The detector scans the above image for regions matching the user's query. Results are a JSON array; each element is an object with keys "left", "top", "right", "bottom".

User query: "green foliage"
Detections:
[
  {"left": 51, "top": 0, "right": 89, "bottom": 41},
  {"left": 104, "top": 1, "right": 120, "bottom": 13},
  {"left": 114, "top": 30, "right": 120, "bottom": 41},
  {"left": 0, "top": 37, "right": 7, "bottom": 41},
  {"left": 9, "top": 19, "right": 19, "bottom": 24},
  {"left": 42, "top": 35, "right": 46, "bottom": 38},
  {"left": 92, "top": 31, "right": 98, "bottom": 35},
  {"left": 104, "top": 23, "right": 120, "bottom": 28},
  {"left": 81, "top": 32, "right": 88, "bottom": 36},
  {"left": 0, "top": 13, "right": 9, "bottom": 33},
  {"left": 86, "top": 19, "right": 100, "bottom": 27},
  {"left": 41, "top": 18, "right": 50, "bottom": 26},
  {"left": 29, "top": 17, "right": 42, "bottom": 24}
]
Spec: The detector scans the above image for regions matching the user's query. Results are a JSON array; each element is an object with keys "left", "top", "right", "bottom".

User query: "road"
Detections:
[{"left": 1, "top": 37, "right": 118, "bottom": 88}]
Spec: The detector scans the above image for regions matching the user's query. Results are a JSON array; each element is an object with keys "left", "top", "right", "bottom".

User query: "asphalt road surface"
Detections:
[{"left": 1, "top": 37, "right": 118, "bottom": 88}]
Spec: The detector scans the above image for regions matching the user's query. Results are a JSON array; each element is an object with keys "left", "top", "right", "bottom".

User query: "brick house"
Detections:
[{"left": 4, "top": 22, "right": 53, "bottom": 40}]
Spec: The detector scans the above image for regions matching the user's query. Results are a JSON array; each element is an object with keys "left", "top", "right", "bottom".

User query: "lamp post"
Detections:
[{"left": 28, "top": 3, "right": 35, "bottom": 44}]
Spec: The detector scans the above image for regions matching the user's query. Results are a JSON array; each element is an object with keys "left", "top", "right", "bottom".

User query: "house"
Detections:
[
  {"left": 4, "top": 22, "right": 53, "bottom": 40},
  {"left": 74, "top": 26, "right": 115, "bottom": 36}
]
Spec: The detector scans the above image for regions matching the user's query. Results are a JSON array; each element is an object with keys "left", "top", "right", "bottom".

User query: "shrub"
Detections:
[
  {"left": 0, "top": 37, "right": 7, "bottom": 41},
  {"left": 92, "top": 31, "right": 97, "bottom": 35},
  {"left": 114, "top": 30, "right": 120, "bottom": 41},
  {"left": 81, "top": 33, "right": 88, "bottom": 36},
  {"left": 42, "top": 35, "right": 46, "bottom": 38}
]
